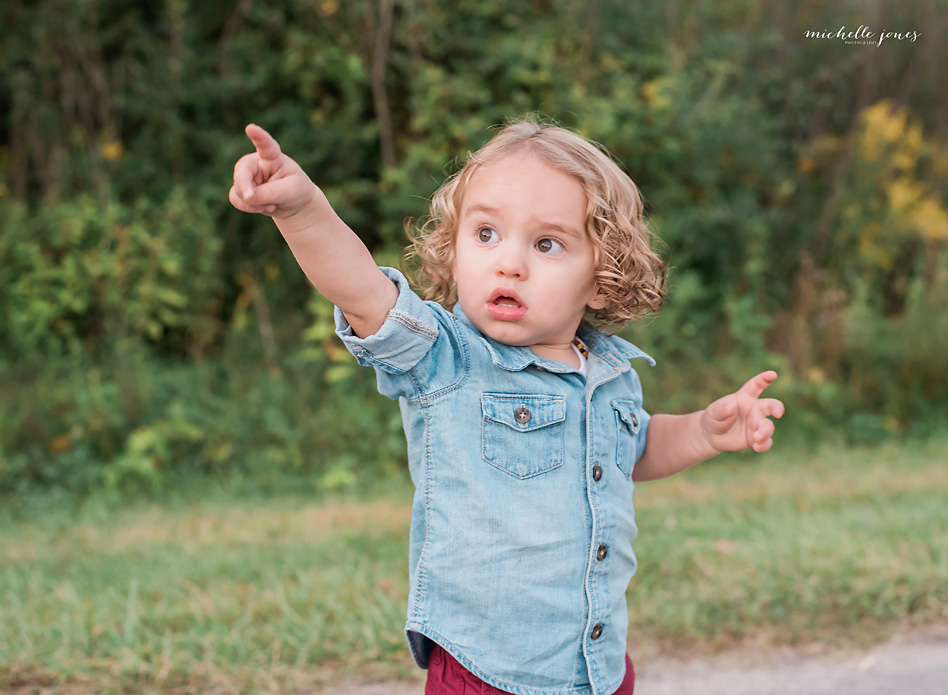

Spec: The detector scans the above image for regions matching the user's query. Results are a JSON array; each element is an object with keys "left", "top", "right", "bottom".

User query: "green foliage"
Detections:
[
  {"left": 0, "top": 190, "right": 223, "bottom": 363},
  {"left": 0, "top": 342, "right": 402, "bottom": 496},
  {"left": 2, "top": 0, "right": 947, "bottom": 495}
]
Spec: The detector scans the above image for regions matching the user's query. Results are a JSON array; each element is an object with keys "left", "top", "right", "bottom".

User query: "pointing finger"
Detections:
[
  {"left": 245, "top": 123, "right": 283, "bottom": 162},
  {"left": 738, "top": 370, "right": 778, "bottom": 400}
]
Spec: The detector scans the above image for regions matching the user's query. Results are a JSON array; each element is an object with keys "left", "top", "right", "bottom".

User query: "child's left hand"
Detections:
[{"left": 701, "top": 371, "right": 785, "bottom": 453}]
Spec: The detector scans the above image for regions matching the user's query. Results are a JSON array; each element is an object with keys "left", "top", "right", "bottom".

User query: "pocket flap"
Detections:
[
  {"left": 482, "top": 393, "right": 566, "bottom": 432},
  {"left": 611, "top": 399, "right": 641, "bottom": 433}
]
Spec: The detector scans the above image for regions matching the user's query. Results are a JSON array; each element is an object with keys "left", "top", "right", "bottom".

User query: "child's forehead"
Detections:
[
  {"left": 464, "top": 150, "right": 586, "bottom": 196},
  {"left": 461, "top": 153, "right": 586, "bottom": 206},
  {"left": 477, "top": 146, "right": 563, "bottom": 173}
]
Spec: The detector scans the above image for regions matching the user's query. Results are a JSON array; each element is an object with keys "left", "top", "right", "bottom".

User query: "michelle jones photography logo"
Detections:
[{"left": 804, "top": 24, "right": 921, "bottom": 46}]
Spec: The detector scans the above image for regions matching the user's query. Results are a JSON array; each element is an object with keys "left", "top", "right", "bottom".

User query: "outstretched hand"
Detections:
[
  {"left": 701, "top": 371, "right": 785, "bottom": 454},
  {"left": 229, "top": 124, "right": 317, "bottom": 218}
]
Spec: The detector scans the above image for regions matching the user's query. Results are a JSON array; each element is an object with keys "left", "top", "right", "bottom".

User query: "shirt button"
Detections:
[
  {"left": 592, "top": 464, "right": 602, "bottom": 482},
  {"left": 515, "top": 405, "right": 531, "bottom": 424},
  {"left": 591, "top": 623, "right": 603, "bottom": 640},
  {"left": 597, "top": 544, "right": 608, "bottom": 561}
]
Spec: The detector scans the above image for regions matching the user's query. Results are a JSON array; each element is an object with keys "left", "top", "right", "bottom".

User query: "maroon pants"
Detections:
[{"left": 425, "top": 643, "right": 635, "bottom": 695}]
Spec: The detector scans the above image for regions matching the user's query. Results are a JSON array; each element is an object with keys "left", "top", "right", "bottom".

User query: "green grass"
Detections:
[
  {"left": 2, "top": 441, "right": 947, "bottom": 693},
  {"left": 628, "top": 440, "right": 948, "bottom": 651}
]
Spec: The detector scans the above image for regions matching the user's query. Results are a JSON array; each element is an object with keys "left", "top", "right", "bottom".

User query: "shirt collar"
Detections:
[{"left": 451, "top": 303, "right": 655, "bottom": 373}]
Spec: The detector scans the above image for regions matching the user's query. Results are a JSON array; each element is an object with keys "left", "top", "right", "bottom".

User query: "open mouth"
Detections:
[
  {"left": 492, "top": 295, "right": 521, "bottom": 308},
  {"left": 487, "top": 289, "right": 527, "bottom": 320}
]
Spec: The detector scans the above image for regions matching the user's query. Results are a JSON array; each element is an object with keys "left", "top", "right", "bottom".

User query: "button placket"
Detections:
[{"left": 584, "top": 390, "right": 614, "bottom": 676}]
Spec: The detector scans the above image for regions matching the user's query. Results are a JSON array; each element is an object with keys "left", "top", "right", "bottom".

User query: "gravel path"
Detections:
[{"left": 326, "top": 626, "right": 948, "bottom": 695}]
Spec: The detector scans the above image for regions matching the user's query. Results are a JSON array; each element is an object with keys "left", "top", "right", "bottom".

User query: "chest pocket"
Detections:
[
  {"left": 481, "top": 393, "right": 566, "bottom": 479},
  {"left": 612, "top": 399, "right": 643, "bottom": 479}
]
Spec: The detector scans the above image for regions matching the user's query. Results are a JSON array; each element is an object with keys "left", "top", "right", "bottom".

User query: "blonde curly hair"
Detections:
[{"left": 406, "top": 118, "right": 666, "bottom": 329}]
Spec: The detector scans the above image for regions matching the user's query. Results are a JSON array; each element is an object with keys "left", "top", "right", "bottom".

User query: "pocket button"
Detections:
[{"left": 515, "top": 405, "right": 531, "bottom": 424}]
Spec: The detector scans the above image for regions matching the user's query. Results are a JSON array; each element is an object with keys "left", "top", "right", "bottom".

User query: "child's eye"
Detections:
[
  {"left": 536, "top": 237, "right": 565, "bottom": 255},
  {"left": 477, "top": 227, "right": 500, "bottom": 244}
]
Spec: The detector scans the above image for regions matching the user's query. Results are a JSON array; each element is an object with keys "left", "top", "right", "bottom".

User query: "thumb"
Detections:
[
  {"left": 243, "top": 176, "right": 302, "bottom": 208},
  {"left": 705, "top": 396, "right": 737, "bottom": 424}
]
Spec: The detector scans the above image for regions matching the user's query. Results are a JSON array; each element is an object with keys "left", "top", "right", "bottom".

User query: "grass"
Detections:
[
  {"left": 1, "top": 440, "right": 947, "bottom": 693},
  {"left": 628, "top": 440, "right": 948, "bottom": 651}
]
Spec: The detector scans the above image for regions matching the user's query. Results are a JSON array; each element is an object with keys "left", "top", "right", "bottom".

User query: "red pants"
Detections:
[{"left": 425, "top": 643, "right": 635, "bottom": 695}]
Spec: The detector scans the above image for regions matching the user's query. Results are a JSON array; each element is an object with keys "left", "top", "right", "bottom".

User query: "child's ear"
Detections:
[{"left": 587, "top": 288, "right": 609, "bottom": 311}]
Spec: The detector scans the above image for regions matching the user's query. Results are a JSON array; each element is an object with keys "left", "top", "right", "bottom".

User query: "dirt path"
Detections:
[
  {"left": 329, "top": 626, "right": 948, "bottom": 695},
  {"left": 632, "top": 626, "right": 948, "bottom": 695}
]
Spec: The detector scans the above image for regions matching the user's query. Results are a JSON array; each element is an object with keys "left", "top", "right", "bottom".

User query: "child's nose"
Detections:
[{"left": 495, "top": 243, "right": 528, "bottom": 278}]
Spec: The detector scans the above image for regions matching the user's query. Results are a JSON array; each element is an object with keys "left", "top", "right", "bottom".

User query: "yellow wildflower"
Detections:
[{"left": 101, "top": 140, "right": 125, "bottom": 162}]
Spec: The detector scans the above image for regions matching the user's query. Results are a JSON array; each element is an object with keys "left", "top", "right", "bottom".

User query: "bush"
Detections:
[
  {"left": 0, "top": 190, "right": 223, "bottom": 363},
  {"left": 2, "top": 0, "right": 946, "bottom": 496},
  {"left": 0, "top": 336, "right": 405, "bottom": 497}
]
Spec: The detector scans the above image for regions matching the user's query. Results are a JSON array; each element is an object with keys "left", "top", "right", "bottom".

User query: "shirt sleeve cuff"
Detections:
[{"left": 334, "top": 267, "right": 439, "bottom": 374}]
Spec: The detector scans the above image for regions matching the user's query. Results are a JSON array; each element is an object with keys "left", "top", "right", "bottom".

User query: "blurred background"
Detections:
[{"left": 3, "top": 0, "right": 945, "bottom": 498}]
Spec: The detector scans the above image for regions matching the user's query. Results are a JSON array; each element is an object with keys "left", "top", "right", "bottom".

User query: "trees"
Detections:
[{"left": 1, "top": 0, "right": 945, "bottom": 492}]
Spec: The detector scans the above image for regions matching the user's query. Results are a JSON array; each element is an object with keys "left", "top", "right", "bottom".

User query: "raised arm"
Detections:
[
  {"left": 633, "top": 371, "right": 785, "bottom": 482},
  {"left": 229, "top": 124, "right": 397, "bottom": 338}
]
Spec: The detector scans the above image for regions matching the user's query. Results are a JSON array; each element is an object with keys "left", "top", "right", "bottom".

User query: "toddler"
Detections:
[{"left": 229, "top": 118, "right": 784, "bottom": 695}]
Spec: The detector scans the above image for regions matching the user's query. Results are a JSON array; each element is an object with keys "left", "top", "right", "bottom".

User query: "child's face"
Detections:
[{"left": 452, "top": 151, "right": 607, "bottom": 358}]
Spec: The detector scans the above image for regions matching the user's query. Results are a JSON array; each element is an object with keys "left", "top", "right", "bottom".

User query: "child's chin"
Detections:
[
  {"left": 458, "top": 306, "right": 531, "bottom": 346},
  {"left": 483, "top": 327, "right": 532, "bottom": 347}
]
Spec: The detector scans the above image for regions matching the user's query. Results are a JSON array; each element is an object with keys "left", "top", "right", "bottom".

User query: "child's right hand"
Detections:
[
  {"left": 229, "top": 124, "right": 318, "bottom": 219},
  {"left": 227, "top": 123, "right": 398, "bottom": 338}
]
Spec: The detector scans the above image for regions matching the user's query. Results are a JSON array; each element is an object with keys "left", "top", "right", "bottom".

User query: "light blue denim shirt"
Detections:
[{"left": 335, "top": 268, "right": 654, "bottom": 695}]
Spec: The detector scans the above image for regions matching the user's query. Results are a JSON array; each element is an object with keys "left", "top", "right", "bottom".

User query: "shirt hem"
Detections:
[{"left": 407, "top": 623, "right": 622, "bottom": 695}]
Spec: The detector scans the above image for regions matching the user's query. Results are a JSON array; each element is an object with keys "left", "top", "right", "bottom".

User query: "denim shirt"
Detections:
[{"left": 335, "top": 268, "right": 654, "bottom": 695}]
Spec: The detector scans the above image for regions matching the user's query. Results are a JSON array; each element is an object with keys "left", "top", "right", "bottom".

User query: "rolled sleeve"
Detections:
[{"left": 334, "top": 267, "right": 439, "bottom": 375}]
